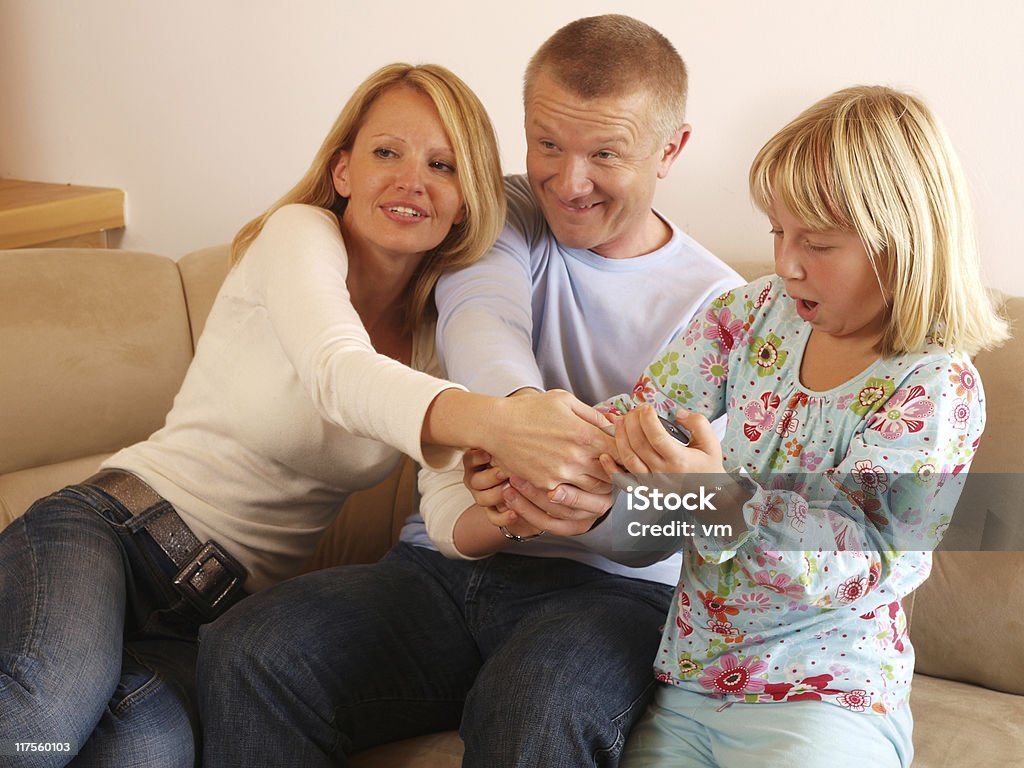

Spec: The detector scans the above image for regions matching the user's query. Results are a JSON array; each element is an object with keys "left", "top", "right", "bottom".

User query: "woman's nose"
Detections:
[{"left": 395, "top": 160, "right": 425, "bottom": 194}]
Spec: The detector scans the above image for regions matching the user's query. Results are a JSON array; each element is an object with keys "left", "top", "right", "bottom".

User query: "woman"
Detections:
[{"left": 0, "top": 63, "right": 612, "bottom": 768}]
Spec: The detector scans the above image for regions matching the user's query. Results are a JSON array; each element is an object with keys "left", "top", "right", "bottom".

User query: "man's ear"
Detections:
[
  {"left": 656, "top": 124, "right": 692, "bottom": 180},
  {"left": 331, "top": 151, "right": 351, "bottom": 197}
]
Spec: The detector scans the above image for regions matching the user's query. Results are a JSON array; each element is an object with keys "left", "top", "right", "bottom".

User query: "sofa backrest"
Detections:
[
  {"left": 910, "top": 292, "right": 1024, "bottom": 695},
  {"left": 0, "top": 246, "right": 232, "bottom": 527}
]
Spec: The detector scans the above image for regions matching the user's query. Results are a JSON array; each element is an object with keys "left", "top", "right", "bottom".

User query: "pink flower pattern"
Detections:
[
  {"left": 703, "top": 307, "right": 744, "bottom": 352},
  {"left": 868, "top": 384, "right": 936, "bottom": 440},
  {"left": 698, "top": 654, "right": 769, "bottom": 696},
  {"left": 601, "top": 276, "right": 984, "bottom": 717}
]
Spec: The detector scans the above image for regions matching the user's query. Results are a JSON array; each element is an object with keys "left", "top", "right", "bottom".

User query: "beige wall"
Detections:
[{"left": 1, "top": 0, "right": 1021, "bottom": 295}]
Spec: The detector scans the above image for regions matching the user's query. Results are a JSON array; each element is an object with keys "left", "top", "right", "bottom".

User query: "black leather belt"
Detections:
[{"left": 83, "top": 469, "right": 247, "bottom": 618}]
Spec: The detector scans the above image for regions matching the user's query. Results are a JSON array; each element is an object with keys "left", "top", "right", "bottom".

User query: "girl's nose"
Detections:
[{"left": 773, "top": 237, "right": 805, "bottom": 280}]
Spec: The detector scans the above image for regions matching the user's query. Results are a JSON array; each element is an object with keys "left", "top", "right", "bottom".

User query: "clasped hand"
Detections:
[{"left": 466, "top": 403, "right": 725, "bottom": 539}]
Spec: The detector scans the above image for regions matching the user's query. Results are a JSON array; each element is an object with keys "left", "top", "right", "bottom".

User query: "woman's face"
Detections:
[{"left": 332, "top": 86, "right": 465, "bottom": 262}]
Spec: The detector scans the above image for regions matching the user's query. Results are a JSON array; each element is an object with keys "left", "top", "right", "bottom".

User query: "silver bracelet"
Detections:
[{"left": 499, "top": 525, "right": 546, "bottom": 542}]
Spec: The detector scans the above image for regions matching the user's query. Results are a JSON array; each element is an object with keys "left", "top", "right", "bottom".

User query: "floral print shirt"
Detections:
[{"left": 602, "top": 276, "right": 985, "bottom": 715}]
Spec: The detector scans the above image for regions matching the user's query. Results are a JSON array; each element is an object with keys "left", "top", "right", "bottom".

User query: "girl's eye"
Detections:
[{"left": 805, "top": 242, "right": 832, "bottom": 253}]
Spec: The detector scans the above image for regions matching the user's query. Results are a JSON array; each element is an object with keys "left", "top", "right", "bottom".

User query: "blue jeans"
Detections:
[
  {"left": 198, "top": 542, "right": 673, "bottom": 768},
  {"left": 0, "top": 484, "right": 230, "bottom": 768}
]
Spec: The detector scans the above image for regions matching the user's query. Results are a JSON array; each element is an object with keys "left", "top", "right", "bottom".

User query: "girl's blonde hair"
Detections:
[
  {"left": 231, "top": 63, "right": 505, "bottom": 332},
  {"left": 750, "top": 85, "right": 1008, "bottom": 357}
]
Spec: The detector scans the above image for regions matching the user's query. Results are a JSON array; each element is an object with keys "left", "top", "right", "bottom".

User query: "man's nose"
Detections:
[{"left": 552, "top": 155, "right": 593, "bottom": 200}]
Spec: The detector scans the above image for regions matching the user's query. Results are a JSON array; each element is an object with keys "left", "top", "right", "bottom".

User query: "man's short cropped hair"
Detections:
[{"left": 524, "top": 14, "right": 688, "bottom": 144}]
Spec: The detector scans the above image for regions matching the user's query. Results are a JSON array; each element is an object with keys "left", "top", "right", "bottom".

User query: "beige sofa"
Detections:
[{"left": 1, "top": 245, "right": 1021, "bottom": 767}]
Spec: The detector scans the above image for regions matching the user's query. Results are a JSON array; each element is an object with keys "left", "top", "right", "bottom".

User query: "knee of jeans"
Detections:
[
  {"left": 77, "top": 677, "right": 197, "bottom": 768},
  {"left": 0, "top": 661, "right": 97, "bottom": 766},
  {"left": 197, "top": 600, "right": 285, "bottom": 684}
]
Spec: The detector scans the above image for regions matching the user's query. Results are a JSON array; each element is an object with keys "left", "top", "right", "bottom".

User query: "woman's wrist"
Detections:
[{"left": 422, "top": 389, "right": 498, "bottom": 451}]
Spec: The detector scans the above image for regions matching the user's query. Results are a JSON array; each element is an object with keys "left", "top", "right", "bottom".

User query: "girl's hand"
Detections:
[{"left": 598, "top": 406, "right": 725, "bottom": 482}]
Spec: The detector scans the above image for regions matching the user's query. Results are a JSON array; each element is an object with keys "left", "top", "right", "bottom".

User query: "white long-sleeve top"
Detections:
[{"left": 107, "top": 204, "right": 463, "bottom": 592}]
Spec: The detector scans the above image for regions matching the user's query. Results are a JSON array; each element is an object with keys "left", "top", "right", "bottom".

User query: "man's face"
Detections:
[{"left": 524, "top": 73, "right": 689, "bottom": 259}]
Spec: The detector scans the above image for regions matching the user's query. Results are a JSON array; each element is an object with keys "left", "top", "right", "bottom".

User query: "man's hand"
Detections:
[{"left": 491, "top": 475, "right": 613, "bottom": 538}]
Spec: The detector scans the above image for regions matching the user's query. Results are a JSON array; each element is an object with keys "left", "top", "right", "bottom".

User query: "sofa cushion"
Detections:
[
  {"left": 910, "top": 673, "right": 1024, "bottom": 767},
  {"left": 0, "top": 453, "right": 110, "bottom": 527},
  {"left": 0, "top": 249, "right": 193, "bottom": 478}
]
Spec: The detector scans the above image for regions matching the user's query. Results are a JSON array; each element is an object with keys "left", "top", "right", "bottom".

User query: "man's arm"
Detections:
[{"left": 435, "top": 177, "right": 545, "bottom": 396}]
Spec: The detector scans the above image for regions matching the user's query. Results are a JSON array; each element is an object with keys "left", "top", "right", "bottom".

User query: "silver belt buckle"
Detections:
[{"left": 173, "top": 542, "right": 246, "bottom": 619}]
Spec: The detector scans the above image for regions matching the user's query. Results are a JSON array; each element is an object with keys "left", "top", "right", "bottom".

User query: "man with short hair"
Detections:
[{"left": 200, "top": 15, "right": 742, "bottom": 768}]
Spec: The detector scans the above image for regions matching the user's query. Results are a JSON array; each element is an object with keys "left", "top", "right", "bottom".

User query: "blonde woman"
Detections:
[{"left": 0, "top": 63, "right": 612, "bottom": 768}]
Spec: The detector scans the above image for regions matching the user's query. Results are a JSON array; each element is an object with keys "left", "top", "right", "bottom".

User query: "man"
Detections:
[{"left": 200, "top": 15, "right": 742, "bottom": 768}]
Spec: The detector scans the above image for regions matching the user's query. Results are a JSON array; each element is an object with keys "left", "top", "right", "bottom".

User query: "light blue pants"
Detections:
[{"left": 622, "top": 683, "right": 913, "bottom": 768}]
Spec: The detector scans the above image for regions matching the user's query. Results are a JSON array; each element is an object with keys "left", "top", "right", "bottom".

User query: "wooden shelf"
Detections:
[{"left": 0, "top": 178, "right": 125, "bottom": 248}]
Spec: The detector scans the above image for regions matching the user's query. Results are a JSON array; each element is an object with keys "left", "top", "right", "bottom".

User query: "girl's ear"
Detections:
[{"left": 331, "top": 151, "right": 351, "bottom": 197}]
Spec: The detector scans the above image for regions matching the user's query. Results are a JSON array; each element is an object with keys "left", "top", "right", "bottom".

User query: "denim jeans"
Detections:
[
  {"left": 0, "top": 484, "right": 229, "bottom": 768},
  {"left": 198, "top": 541, "right": 673, "bottom": 768}
]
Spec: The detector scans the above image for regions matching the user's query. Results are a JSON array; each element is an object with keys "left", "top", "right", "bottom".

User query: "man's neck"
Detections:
[{"left": 589, "top": 210, "right": 672, "bottom": 260}]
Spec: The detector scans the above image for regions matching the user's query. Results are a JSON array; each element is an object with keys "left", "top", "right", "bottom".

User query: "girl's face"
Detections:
[
  {"left": 332, "top": 86, "right": 465, "bottom": 262},
  {"left": 768, "top": 198, "right": 888, "bottom": 347}
]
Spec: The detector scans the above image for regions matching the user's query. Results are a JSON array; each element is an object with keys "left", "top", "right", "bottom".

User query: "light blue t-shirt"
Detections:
[{"left": 401, "top": 174, "right": 743, "bottom": 584}]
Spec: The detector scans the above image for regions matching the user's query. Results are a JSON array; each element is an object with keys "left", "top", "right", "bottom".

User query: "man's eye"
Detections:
[
  {"left": 595, "top": 151, "right": 617, "bottom": 160},
  {"left": 540, "top": 141, "right": 558, "bottom": 151}
]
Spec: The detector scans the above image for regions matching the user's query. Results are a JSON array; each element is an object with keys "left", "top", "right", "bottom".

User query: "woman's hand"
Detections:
[{"left": 484, "top": 389, "right": 616, "bottom": 492}]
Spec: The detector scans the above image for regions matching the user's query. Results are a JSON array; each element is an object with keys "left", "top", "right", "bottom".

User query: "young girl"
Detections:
[
  {"left": 0, "top": 63, "right": 613, "bottom": 768},
  {"left": 597, "top": 86, "right": 1008, "bottom": 766}
]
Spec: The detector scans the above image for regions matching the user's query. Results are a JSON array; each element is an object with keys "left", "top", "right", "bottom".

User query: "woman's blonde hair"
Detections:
[
  {"left": 231, "top": 63, "right": 505, "bottom": 331},
  {"left": 750, "top": 85, "right": 1008, "bottom": 357}
]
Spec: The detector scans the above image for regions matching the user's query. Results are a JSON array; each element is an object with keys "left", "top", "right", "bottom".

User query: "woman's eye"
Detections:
[
  {"left": 373, "top": 147, "right": 397, "bottom": 159},
  {"left": 431, "top": 160, "right": 456, "bottom": 173},
  {"left": 769, "top": 228, "right": 783, "bottom": 238}
]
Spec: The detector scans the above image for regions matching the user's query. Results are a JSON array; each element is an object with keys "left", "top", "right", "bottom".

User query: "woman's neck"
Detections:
[
  {"left": 339, "top": 220, "right": 423, "bottom": 336},
  {"left": 337, "top": 218, "right": 420, "bottom": 367}
]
